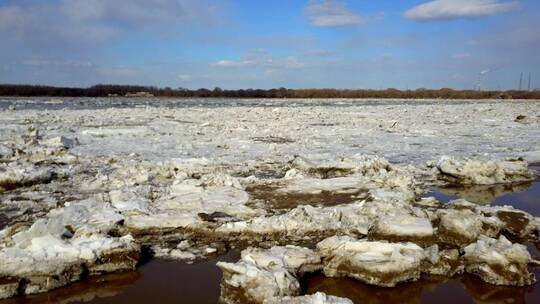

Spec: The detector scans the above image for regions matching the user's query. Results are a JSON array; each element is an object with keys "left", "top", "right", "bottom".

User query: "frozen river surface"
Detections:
[
  {"left": 1, "top": 97, "right": 539, "bottom": 165},
  {"left": 1, "top": 97, "right": 540, "bottom": 303}
]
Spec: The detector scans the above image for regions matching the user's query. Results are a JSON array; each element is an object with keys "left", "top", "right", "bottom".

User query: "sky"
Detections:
[{"left": 0, "top": 0, "right": 538, "bottom": 90}]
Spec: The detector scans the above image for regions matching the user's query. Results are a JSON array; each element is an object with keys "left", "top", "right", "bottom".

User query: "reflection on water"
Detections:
[
  {"left": 303, "top": 269, "right": 540, "bottom": 304},
  {"left": 431, "top": 182, "right": 533, "bottom": 205},
  {"left": 5, "top": 248, "right": 538, "bottom": 304},
  {"left": 1, "top": 272, "right": 141, "bottom": 304},
  {"left": 303, "top": 241, "right": 540, "bottom": 304},
  {"left": 0, "top": 251, "right": 239, "bottom": 304},
  {"left": 427, "top": 181, "right": 540, "bottom": 216}
]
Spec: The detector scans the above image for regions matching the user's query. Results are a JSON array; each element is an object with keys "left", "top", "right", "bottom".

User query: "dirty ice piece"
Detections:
[
  {"left": 435, "top": 156, "right": 535, "bottom": 185},
  {"left": 463, "top": 235, "right": 536, "bottom": 286},
  {"left": 317, "top": 236, "right": 426, "bottom": 287},
  {"left": 263, "top": 292, "right": 353, "bottom": 304}
]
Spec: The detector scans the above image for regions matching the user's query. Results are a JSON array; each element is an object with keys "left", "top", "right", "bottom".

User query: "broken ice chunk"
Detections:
[
  {"left": 317, "top": 236, "right": 426, "bottom": 287},
  {"left": 369, "top": 214, "right": 434, "bottom": 244},
  {"left": 436, "top": 209, "right": 484, "bottom": 247},
  {"left": 241, "top": 245, "right": 322, "bottom": 274},
  {"left": 41, "top": 136, "right": 77, "bottom": 150},
  {"left": 263, "top": 292, "right": 353, "bottom": 304},
  {"left": 0, "top": 162, "right": 54, "bottom": 191},
  {"left": 463, "top": 235, "right": 535, "bottom": 286},
  {"left": 217, "top": 260, "right": 300, "bottom": 304},
  {"left": 436, "top": 156, "right": 535, "bottom": 185},
  {"left": 423, "top": 245, "right": 464, "bottom": 276}
]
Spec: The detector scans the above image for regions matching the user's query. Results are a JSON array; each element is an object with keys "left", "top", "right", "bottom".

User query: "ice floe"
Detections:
[
  {"left": 0, "top": 162, "right": 54, "bottom": 192},
  {"left": 435, "top": 156, "right": 535, "bottom": 185},
  {"left": 463, "top": 235, "right": 536, "bottom": 286},
  {"left": 317, "top": 236, "right": 426, "bottom": 287}
]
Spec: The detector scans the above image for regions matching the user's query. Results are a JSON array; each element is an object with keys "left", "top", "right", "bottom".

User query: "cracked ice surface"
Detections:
[
  {"left": 1, "top": 99, "right": 539, "bottom": 165},
  {"left": 0, "top": 98, "right": 540, "bottom": 302}
]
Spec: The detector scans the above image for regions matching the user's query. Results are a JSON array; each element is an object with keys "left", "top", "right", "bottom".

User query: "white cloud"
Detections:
[
  {"left": 211, "top": 59, "right": 258, "bottom": 68},
  {"left": 0, "top": 0, "right": 217, "bottom": 46},
  {"left": 404, "top": 0, "right": 519, "bottom": 21},
  {"left": 211, "top": 53, "right": 305, "bottom": 69},
  {"left": 305, "top": 0, "right": 363, "bottom": 27},
  {"left": 59, "top": 0, "right": 187, "bottom": 26}
]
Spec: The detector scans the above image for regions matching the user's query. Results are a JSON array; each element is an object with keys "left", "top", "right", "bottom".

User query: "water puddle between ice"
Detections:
[
  {"left": 0, "top": 251, "right": 239, "bottom": 304},
  {"left": 246, "top": 184, "right": 370, "bottom": 210},
  {"left": 302, "top": 259, "right": 540, "bottom": 304},
  {"left": 426, "top": 181, "right": 540, "bottom": 216}
]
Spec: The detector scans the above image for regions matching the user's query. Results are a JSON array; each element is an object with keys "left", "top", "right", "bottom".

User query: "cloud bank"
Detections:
[
  {"left": 305, "top": 0, "right": 363, "bottom": 27},
  {"left": 405, "top": 0, "right": 519, "bottom": 21},
  {"left": 0, "top": 0, "right": 216, "bottom": 46}
]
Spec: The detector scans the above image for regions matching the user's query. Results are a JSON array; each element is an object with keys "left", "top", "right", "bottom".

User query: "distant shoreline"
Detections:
[
  {"left": 1, "top": 84, "right": 539, "bottom": 99},
  {"left": 2, "top": 97, "right": 540, "bottom": 102}
]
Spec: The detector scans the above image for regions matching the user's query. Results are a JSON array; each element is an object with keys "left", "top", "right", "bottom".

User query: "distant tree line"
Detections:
[{"left": 1, "top": 84, "right": 539, "bottom": 99}]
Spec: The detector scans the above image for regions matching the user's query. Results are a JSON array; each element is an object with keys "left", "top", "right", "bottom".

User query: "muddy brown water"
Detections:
[
  {"left": 2, "top": 181, "right": 539, "bottom": 303},
  {"left": 246, "top": 184, "right": 370, "bottom": 210},
  {"left": 303, "top": 243, "right": 540, "bottom": 304},
  {"left": 0, "top": 252, "right": 239, "bottom": 304},
  {"left": 302, "top": 265, "right": 540, "bottom": 304}
]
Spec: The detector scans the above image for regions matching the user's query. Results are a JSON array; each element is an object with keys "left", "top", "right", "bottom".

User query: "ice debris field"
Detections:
[{"left": 0, "top": 98, "right": 540, "bottom": 303}]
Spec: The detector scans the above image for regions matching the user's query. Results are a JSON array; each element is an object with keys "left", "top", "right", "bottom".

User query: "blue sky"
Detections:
[{"left": 0, "top": 0, "right": 538, "bottom": 90}]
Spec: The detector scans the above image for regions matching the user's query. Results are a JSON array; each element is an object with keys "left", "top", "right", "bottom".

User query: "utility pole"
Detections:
[
  {"left": 519, "top": 72, "right": 523, "bottom": 90},
  {"left": 528, "top": 74, "right": 531, "bottom": 91}
]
